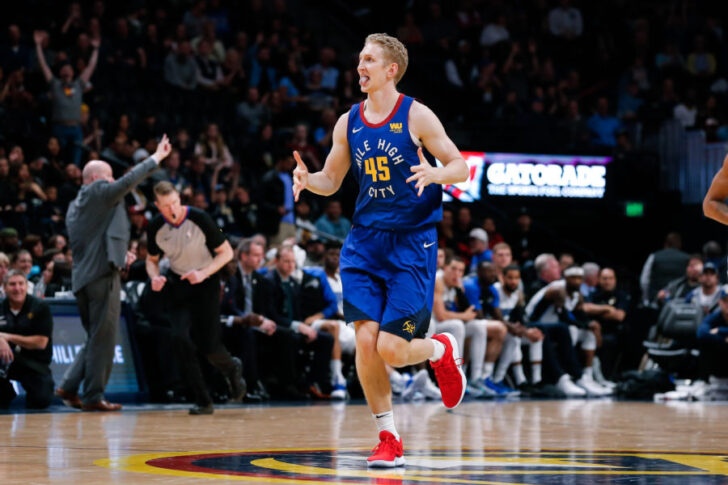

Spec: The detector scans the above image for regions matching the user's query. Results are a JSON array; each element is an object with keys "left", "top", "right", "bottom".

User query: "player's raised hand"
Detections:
[
  {"left": 292, "top": 151, "right": 308, "bottom": 202},
  {"left": 406, "top": 147, "right": 439, "bottom": 197},
  {"left": 154, "top": 134, "right": 172, "bottom": 162}
]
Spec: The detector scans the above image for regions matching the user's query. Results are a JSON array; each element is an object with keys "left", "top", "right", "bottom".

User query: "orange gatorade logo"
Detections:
[
  {"left": 389, "top": 122, "right": 403, "bottom": 133},
  {"left": 96, "top": 448, "right": 728, "bottom": 483}
]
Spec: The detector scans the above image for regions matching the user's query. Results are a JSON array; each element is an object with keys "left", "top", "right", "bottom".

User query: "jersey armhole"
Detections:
[{"left": 407, "top": 98, "right": 423, "bottom": 147}]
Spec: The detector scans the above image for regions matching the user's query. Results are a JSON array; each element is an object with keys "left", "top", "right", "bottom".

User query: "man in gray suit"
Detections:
[{"left": 55, "top": 135, "right": 172, "bottom": 411}]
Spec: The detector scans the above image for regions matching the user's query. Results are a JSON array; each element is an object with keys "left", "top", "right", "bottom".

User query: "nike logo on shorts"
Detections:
[
  {"left": 424, "top": 242, "right": 436, "bottom": 248},
  {"left": 352, "top": 126, "right": 363, "bottom": 133}
]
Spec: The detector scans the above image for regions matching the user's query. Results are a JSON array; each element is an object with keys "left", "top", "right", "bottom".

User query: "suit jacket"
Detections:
[
  {"left": 66, "top": 157, "right": 158, "bottom": 292},
  {"left": 227, "top": 265, "right": 275, "bottom": 319},
  {"left": 265, "top": 269, "right": 302, "bottom": 328}
]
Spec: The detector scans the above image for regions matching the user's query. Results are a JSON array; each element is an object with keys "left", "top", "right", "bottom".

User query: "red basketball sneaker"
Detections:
[
  {"left": 367, "top": 431, "right": 405, "bottom": 467},
  {"left": 429, "top": 332, "right": 467, "bottom": 409}
]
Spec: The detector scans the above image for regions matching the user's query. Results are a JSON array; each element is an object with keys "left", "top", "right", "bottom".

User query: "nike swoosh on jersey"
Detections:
[
  {"left": 424, "top": 242, "right": 436, "bottom": 248},
  {"left": 352, "top": 126, "right": 363, "bottom": 133}
]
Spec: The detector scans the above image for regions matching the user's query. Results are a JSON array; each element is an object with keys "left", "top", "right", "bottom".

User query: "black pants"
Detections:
[
  {"left": 0, "top": 359, "right": 54, "bottom": 409},
  {"left": 255, "top": 327, "right": 334, "bottom": 398},
  {"left": 532, "top": 322, "right": 582, "bottom": 383},
  {"left": 165, "top": 273, "right": 236, "bottom": 405},
  {"left": 698, "top": 338, "right": 728, "bottom": 379},
  {"left": 222, "top": 324, "right": 260, "bottom": 385}
]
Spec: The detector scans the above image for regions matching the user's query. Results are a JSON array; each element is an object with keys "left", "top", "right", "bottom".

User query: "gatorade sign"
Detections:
[{"left": 484, "top": 152, "right": 611, "bottom": 199}]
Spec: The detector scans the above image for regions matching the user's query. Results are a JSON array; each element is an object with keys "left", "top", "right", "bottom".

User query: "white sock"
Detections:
[
  {"left": 373, "top": 410, "right": 399, "bottom": 439},
  {"left": 429, "top": 339, "right": 445, "bottom": 362},
  {"left": 482, "top": 362, "right": 494, "bottom": 380},
  {"left": 583, "top": 366, "right": 593, "bottom": 379},
  {"left": 512, "top": 363, "right": 526, "bottom": 386},
  {"left": 531, "top": 363, "right": 542, "bottom": 384},
  {"left": 330, "top": 359, "right": 345, "bottom": 386}
]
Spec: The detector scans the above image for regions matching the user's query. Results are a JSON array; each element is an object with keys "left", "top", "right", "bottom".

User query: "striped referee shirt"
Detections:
[{"left": 147, "top": 206, "right": 226, "bottom": 276}]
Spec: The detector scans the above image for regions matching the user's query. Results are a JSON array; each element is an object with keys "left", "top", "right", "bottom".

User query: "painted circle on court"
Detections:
[{"left": 95, "top": 447, "right": 728, "bottom": 483}]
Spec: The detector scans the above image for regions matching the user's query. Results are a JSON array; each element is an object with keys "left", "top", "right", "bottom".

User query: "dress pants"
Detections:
[{"left": 61, "top": 270, "right": 120, "bottom": 404}]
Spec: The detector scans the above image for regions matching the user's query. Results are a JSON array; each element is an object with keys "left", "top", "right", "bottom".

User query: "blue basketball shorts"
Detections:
[{"left": 340, "top": 224, "right": 438, "bottom": 341}]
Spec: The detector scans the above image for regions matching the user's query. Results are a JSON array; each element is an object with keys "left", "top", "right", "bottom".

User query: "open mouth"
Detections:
[{"left": 359, "top": 75, "right": 370, "bottom": 86}]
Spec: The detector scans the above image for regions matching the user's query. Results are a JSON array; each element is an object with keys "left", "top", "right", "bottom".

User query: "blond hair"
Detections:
[
  {"left": 153, "top": 180, "right": 177, "bottom": 199},
  {"left": 364, "top": 33, "right": 408, "bottom": 84}
]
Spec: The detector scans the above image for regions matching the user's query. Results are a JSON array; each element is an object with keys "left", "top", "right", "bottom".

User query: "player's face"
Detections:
[
  {"left": 493, "top": 248, "right": 512, "bottom": 269},
  {"left": 504, "top": 270, "right": 521, "bottom": 292},
  {"left": 357, "top": 43, "right": 396, "bottom": 93},
  {"left": 565, "top": 275, "right": 582, "bottom": 293},
  {"left": 155, "top": 191, "right": 183, "bottom": 224},
  {"left": 443, "top": 261, "right": 465, "bottom": 286}
]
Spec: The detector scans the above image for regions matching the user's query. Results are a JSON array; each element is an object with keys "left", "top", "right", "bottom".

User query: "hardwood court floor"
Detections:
[{"left": 2, "top": 399, "right": 728, "bottom": 484}]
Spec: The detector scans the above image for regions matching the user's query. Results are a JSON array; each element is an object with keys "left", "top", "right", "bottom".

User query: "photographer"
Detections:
[{"left": 0, "top": 270, "right": 54, "bottom": 409}]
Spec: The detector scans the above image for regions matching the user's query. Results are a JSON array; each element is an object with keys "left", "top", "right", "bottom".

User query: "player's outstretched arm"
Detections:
[
  {"left": 293, "top": 113, "right": 351, "bottom": 201},
  {"left": 406, "top": 102, "right": 469, "bottom": 196},
  {"left": 704, "top": 153, "right": 728, "bottom": 224}
]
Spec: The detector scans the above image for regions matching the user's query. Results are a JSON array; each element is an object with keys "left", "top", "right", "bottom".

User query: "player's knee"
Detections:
[
  {"left": 490, "top": 321, "right": 507, "bottom": 340},
  {"left": 355, "top": 323, "right": 378, "bottom": 355},
  {"left": 376, "top": 335, "right": 408, "bottom": 367}
]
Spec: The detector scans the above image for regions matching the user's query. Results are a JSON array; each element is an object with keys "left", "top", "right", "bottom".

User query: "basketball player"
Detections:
[{"left": 292, "top": 33, "right": 469, "bottom": 468}]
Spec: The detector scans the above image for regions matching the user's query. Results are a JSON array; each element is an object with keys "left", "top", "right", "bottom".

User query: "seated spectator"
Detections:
[
  {"left": 432, "top": 255, "right": 490, "bottom": 397},
  {"left": 558, "top": 253, "right": 575, "bottom": 273},
  {"left": 491, "top": 242, "right": 514, "bottom": 284},
  {"left": 525, "top": 253, "right": 561, "bottom": 300},
  {"left": 164, "top": 41, "right": 198, "bottom": 90},
  {"left": 0, "top": 228, "right": 19, "bottom": 255},
  {"left": 191, "top": 20, "right": 225, "bottom": 64},
  {"left": 581, "top": 262, "right": 600, "bottom": 298},
  {"left": 587, "top": 97, "right": 622, "bottom": 147},
  {"left": 195, "top": 123, "right": 233, "bottom": 168},
  {"left": 685, "top": 262, "right": 721, "bottom": 315},
  {"left": 315, "top": 200, "right": 350, "bottom": 242},
  {"left": 525, "top": 266, "right": 609, "bottom": 396},
  {"left": 482, "top": 217, "right": 504, "bottom": 248},
  {"left": 265, "top": 245, "right": 334, "bottom": 398},
  {"left": 307, "top": 47, "right": 339, "bottom": 92},
  {"left": 298, "top": 263, "right": 352, "bottom": 399},
  {"left": 685, "top": 35, "right": 716, "bottom": 78},
  {"left": 467, "top": 228, "right": 492, "bottom": 274},
  {"left": 220, "top": 239, "right": 287, "bottom": 401},
  {"left": 640, "top": 232, "right": 691, "bottom": 305},
  {"left": 287, "top": 124, "right": 321, "bottom": 171},
  {"left": 673, "top": 89, "right": 699, "bottom": 128},
  {"left": 462, "top": 261, "right": 515, "bottom": 396},
  {"left": 585, "top": 267, "right": 629, "bottom": 380},
  {"left": 696, "top": 286, "right": 728, "bottom": 380},
  {"left": 194, "top": 40, "right": 223, "bottom": 90},
  {"left": 236, "top": 86, "right": 271, "bottom": 136},
  {"left": 0, "top": 270, "right": 54, "bottom": 409},
  {"left": 10, "top": 250, "right": 36, "bottom": 294},
  {"left": 492, "top": 264, "right": 544, "bottom": 390}
]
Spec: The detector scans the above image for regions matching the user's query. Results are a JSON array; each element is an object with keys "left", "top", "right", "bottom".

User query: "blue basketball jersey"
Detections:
[{"left": 346, "top": 94, "right": 442, "bottom": 230}]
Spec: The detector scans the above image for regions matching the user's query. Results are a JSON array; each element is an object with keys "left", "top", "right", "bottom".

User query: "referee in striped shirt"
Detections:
[{"left": 146, "top": 181, "right": 245, "bottom": 414}]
